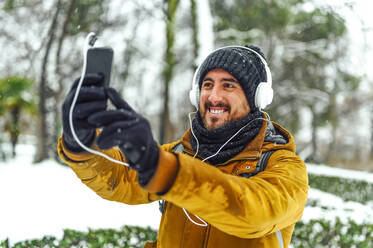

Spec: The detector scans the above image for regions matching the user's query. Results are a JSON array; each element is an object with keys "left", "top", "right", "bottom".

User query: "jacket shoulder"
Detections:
[
  {"left": 160, "top": 140, "right": 183, "bottom": 152},
  {"left": 262, "top": 121, "right": 297, "bottom": 153}
]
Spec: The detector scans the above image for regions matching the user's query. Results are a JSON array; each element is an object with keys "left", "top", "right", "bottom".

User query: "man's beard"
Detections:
[
  {"left": 191, "top": 108, "right": 263, "bottom": 165},
  {"left": 200, "top": 101, "right": 231, "bottom": 130}
]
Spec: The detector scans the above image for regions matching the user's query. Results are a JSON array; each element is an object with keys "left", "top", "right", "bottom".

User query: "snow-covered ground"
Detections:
[
  {"left": 0, "top": 144, "right": 161, "bottom": 244},
  {"left": 307, "top": 163, "right": 373, "bottom": 183},
  {"left": 303, "top": 188, "right": 373, "bottom": 224},
  {"left": 1, "top": 144, "right": 373, "bottom": 244}
]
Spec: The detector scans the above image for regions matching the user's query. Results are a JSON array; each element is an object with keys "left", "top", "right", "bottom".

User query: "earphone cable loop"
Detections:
[
  {"left": 182, "top": 208, "right": 208, "bottom": 227},
  {"left": 185, "top": 112, "right": 272, "bottom": 227},
  {"left": 68, "top": 32, "right": 129, "bottom": 167}
]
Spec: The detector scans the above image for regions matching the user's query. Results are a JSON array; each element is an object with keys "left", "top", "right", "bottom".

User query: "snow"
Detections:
[
  {"left": 307, "top": 163, "right": 373, "bottom": 183},
  {"left": 1, "top": 0, "right": 372, "bottom": 243},
  {"left": 1, "top": 144, "right": 373, "bottom": 245},
  {"left": 0, "top": 144, "right": 161, "bottom": 244},
  {"left": 304, "top": 164, "right": 373, "bottom": 225},
  {"left": 303, "top": 188, "right": 373, "bottom": 224}
]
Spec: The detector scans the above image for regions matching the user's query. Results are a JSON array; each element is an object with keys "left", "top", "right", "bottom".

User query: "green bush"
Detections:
[
  {"left": 292, "top": 218, "right": 373, "bottom": 248},
  {"left": 2, "top": 175, "right": 372, "bottom": 247},
  {"left": 0, "top": 225, "right": 157, "bottom": 248},
  {"left": 2, "top": 220, "right": 373, "bottom": 247},
  {"left": 308, "top": 174, "right": 373, "bottom": 204}
]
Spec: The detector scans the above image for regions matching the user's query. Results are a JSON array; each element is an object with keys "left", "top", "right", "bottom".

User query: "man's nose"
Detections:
[{"left": 208, "top": 86, "right": 224, "bottom": 103}]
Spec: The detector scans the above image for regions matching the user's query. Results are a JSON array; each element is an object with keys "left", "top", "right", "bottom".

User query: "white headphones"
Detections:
[{"left": 189, "top": 45, "right": 273, "bottom": 110}]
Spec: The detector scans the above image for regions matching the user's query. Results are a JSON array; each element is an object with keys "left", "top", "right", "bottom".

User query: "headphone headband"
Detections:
[{"left": 190, "top": 45, "right": 273, "bottom": 110}]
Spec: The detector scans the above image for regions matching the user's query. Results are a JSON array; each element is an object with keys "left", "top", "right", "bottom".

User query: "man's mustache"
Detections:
[{"left": 204, "top": 101, "right": 231, "bottom": 112}]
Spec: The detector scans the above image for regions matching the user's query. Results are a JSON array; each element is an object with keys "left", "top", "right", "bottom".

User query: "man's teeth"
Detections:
[{"left": 210, "top": 109, "right": 224, "bottom": 114}]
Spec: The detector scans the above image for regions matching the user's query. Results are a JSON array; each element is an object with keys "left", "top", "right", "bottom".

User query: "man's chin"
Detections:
[{"left": 204, "top": 118, "right": 227, "bottom": 130}]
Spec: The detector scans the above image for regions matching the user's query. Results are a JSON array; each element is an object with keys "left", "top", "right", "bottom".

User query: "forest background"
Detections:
[
  {"left": 0, "top": 0, "right": 372, "bottom": 170},
  {"left": 2, "top": 0, "right": 373, "bottom": 247}
]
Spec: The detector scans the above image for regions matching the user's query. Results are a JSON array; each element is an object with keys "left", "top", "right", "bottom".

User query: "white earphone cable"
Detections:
[
  {"left": 260, "top": 110, "right": 271, "bottom": 121},
  {"left": 70, "top": 36, "right": 274, "bottom": 225},
  {"left": 182, "top": 207, "right": 208, "bottom": 227},
  {"left": 201, "top": 117, "right": 264, "bottom": 163},
  {"left": 68, "top": 32, "right": 129, "bottom": 167},
  {"left": 188, "top": 111, "right": 200, "bottom": 158},
  {"left": 184, "top": 110, "right": 271, "bottom": 227},
  {"left": 183, "top": 111, "right": 208, "bottom": 227}
]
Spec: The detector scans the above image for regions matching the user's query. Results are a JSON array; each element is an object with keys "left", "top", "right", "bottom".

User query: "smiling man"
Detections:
[
  {"left": 58, "top": 45, "right": 309, "bottom": 248},
  {"left": 200, "top": 68, "right": 251, "bottom": 130}
]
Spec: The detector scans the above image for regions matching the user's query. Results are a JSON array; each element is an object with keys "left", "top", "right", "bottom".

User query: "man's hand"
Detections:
[
  {"left": 88, "top": 88, "right": 159, "bottom": 186},
  {"left": 62, "top": 73, "right": 107, "bottom": 152}
]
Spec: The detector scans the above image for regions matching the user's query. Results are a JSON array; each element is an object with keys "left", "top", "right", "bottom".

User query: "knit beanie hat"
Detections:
[{"left": 195, "top": 45, "right": 268, "bottom": 112}]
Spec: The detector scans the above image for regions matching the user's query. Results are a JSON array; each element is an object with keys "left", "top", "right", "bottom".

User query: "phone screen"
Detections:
[{"left": 86, "top": 47, "right": 114, "bottom": 86}]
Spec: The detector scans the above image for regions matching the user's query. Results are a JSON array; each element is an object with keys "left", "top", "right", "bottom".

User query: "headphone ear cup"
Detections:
[
  {"left": 189, "top": 83, "right": 199, "bottom": 108},
  {"left": 255, "top": 82, "right": 273, "bottom": 109}
]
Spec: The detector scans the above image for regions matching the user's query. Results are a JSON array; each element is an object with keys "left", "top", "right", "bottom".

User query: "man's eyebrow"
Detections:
[
  {"left": 202, "top": 77, "right": 213, "bottom": 82},
  {"left": 202, "top": 77, "right": 238, "bottom": 83},
  {"left": 221, "top": 78, "right": 238, "bottom": 83}
]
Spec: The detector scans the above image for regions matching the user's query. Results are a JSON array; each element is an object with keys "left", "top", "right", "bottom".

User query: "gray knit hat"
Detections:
[{"left": 196, "top": 45, "right": 267, "bottom": 112}]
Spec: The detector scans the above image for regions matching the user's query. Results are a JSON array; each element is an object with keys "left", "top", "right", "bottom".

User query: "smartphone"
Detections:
[{"left": 85, "top": 47, "right": 114, "bottom": 86}]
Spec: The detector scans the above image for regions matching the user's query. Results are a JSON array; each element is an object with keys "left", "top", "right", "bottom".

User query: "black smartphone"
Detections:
[{"left": 86, "top": 47, "right": 114, "bottom": 86}]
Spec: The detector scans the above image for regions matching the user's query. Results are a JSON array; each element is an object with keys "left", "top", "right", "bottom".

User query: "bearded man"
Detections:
[{"left": 58, "top": 45, "right": 309, "bottom": 248}]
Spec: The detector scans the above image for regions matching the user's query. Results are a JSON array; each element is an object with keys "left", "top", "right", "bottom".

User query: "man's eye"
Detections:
[
  {"left": 224, "top": 83, "right": 234, "bottom": 88},
  {"left": 202, "top": 82, "right": 212, "bottom": 88}
]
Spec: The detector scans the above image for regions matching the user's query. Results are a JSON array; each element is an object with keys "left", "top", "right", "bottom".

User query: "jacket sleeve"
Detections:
[
  {"left": 57, "top": 135, "right": 163, "bottom": 204},
  {"left": 160, "top": 149, "right": 309, "bottom": 239}
]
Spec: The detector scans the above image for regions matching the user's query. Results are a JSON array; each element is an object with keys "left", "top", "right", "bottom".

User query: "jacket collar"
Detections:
[{"left": 181, "top": 118, "right": 295, "bottom": 165}]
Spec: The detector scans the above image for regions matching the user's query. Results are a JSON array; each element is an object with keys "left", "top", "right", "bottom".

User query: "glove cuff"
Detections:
[
  {"left": 137, "top": 141, "right": 160, "bottom": 186},
  {"left": 140, "top": 148, "right": 179, "bottom": 194}
]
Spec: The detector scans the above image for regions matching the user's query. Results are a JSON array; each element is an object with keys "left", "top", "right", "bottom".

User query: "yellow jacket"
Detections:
[{"left": 57, "top": 121, "right": 309, "bottom": 248}]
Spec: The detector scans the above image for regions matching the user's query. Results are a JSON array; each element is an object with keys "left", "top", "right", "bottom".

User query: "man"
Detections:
[{"left": 58, "top": 45, "right": 309, "bottom": 248}]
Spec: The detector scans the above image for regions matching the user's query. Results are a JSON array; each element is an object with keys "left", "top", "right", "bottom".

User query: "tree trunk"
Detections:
[
  {"left": 53, "top": 0, "right": 76, "bottom": 160},
  {"left": 159, "top": 0, "right": 180, "bottom": 144},
  {"left": 117, "top": 24, "right": 139, "bottom": 93},
  {"left": 327, "top": 93, "right": 338, "bottom": 163},
  {"left": 10, "top": 106, "right": 20, "bottom": 157},
  {"left": 309, "top": 105, "right": 318, "bottom": 163},
  {"left": 371, "top": 104, "right": 373, "bottom": 159},
  {"left": 190, "top": 0, "right": 199, "bottom": 72},
  {"left": 34, "top": 0, "right": 61, "bottom": 163}
]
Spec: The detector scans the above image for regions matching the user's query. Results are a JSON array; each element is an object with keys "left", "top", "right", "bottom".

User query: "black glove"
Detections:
[
  {"left": 88, "top": 88, "right": 159, "bottom": 186},
  {"left": 62, "top": 73, "right": 108, "bottom": 152}
]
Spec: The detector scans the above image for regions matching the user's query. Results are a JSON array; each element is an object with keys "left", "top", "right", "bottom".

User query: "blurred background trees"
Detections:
[
  {"left": 0, "top": 0, "right": 371, "bottom": 171},
  {"left": 0, "top": 76, "right": 36, "bottom": 158}
]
